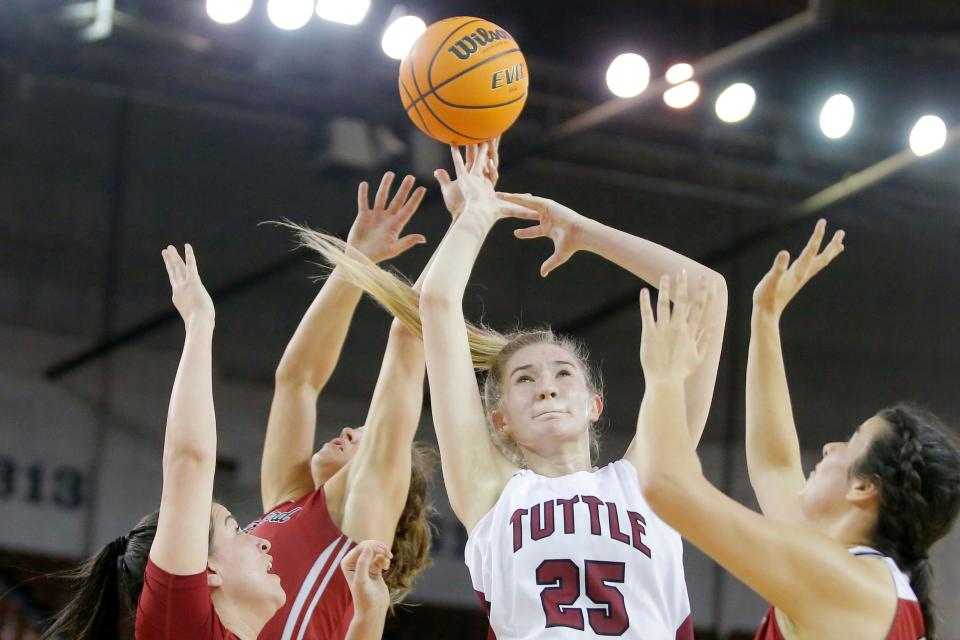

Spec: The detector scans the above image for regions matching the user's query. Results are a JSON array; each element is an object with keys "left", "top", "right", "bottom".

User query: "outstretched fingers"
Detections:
[
  {"left": 514, "top": 223, "right": 546, "bottom": 239},
  {"left": 497, "top": 192, "right": 541, "bottom": 209},
  {"left": 471, "top": 143, "right": 489, "bottom": 176},
  {"left": 657, "top": 274, "right": 672, "bottom": 325},
  {"left": 373, "top": 172, "right": 395, "bottom": 210},
  {"left": 794, "top": 218, "right": 827, "bottom": 273},
  {"left": 540, "top": 249, "right": 571, "bottom": 278},
  {"left": 639, "top": 288, "right": 656, "bottom": 332},
  {"left": 434, "top": 168, "right": 452, "bottom": 188},
  {"left": 810, "top": 229, "right": 845, "bottom": 277},
  {"left": 450, "top": 144, "right": 467, "bottom": 177},
  {"left": 161, "top": 247, "right": 179, "bottom": 287},
  {"left": 395, "top": 232, "right": 428, "bottom": 252},
  {"left": 688, "top": 275, "right": 710, "bottom": 330},
  {"left": 501, "top": 204, "right": 540, "bottom": 221},
  {"left": 673, "top": 271, "right": 690, "bottom": 324},
  {"left": 767, "top": 250, "right": 791, "bottom": 286},
  {"left": 184, "top": 243, "right": 198, "bottom": 277},
  {"left": 387, "top": 174, "right": 416, "bottom": 213},
  {"left": 397, "top": 185, "right": 427, "bottom": 223},
  {"left": 357, "top": 181, "right": 370, "bottom": 212}
]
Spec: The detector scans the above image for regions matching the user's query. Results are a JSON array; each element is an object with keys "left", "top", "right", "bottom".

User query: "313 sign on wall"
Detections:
[{"left": 0, "top": 457, "right": 86, "bottom": 509}]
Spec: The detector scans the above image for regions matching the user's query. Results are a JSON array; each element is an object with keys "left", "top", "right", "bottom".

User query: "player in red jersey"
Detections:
[
  {"left": 41, "top": 246, "right": 396, "bottom": 640},
  {"left": 632, "top": 222, "right": 960, "bottom": 640},
  {"left": 251, "top": 154, "right": 499, "bottom": 639}
]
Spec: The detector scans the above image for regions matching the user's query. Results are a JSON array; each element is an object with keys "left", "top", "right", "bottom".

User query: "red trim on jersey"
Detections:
[
  {"left": 474, "top": 590, "right": 498, "bottom": 640},
  {"left": 250, "top": 487, "right": 355, "bottom": 640},
  {"left": 675, "top": 613, "right": 694, "bottom": 640},
  {"left": 754, "top": 600, "right": 925, "bottom": 640}
]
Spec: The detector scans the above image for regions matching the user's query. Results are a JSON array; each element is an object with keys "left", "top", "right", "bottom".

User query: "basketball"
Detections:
[{"left": 399, "top": 17, "right": 528, "bottom": 145}]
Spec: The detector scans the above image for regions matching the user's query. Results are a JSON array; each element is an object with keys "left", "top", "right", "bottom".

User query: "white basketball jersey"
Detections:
[{"left": 465, "top": 460, "right": 693, "bottom": 639}]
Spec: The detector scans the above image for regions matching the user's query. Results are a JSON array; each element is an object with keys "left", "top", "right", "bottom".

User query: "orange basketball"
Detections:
[{"left": 399, "top": 17, "right": 528, "bottom": 145}]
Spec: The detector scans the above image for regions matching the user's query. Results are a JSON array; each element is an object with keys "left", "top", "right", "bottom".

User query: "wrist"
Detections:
[
  {"left": 751, "top": 308, "right": 782, "bottom": 327},
  {"left": 462, "top": 200, "right": 499, "bottom": 223},
  {"left": 457, "top": 204, "right": 499, "bottom": 232},
  {"left": 568, "top": 216, "right": 604, "bottom": 254},
  {"left": 343, "top": 241, "right": 379, "bottom": 264},
  {"left": 185, "top": 315, "right": 215, "bottom": 332},
  {"left": 326, "top": 267, "right": 365, "bottom": 296},
  {"left": 644, "top": 374, "right": 686, "bottom": 388},
  {"left": 353, "top": 601, "right": 389, "bottom": 622}
]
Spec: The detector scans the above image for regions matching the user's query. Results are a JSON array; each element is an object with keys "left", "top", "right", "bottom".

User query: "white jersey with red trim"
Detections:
[{"left": 465, "top": 459, "right": 693, "bottom": 640}]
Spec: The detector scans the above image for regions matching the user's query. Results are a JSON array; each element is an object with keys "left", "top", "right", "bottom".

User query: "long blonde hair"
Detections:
[{"left": 281, "top": 222, "right": 605, "bottom": 465}]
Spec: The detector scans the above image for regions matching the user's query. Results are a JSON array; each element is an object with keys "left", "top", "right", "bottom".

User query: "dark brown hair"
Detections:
[{"left": 853, "top": 403, "right": 960, "bottom": 640}]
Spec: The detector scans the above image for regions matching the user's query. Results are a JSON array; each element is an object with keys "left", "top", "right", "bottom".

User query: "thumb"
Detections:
[
  {"left": 765, "top": 251, "right": 790, "bottom": 287},
  {"left": 397, "top": 234, "right": 428, "bottom": 252},
  {"left": 434, "top": 169, "right": 452, "bottom": 187},
  {"left": 540, "top": 251, "right": 570, "bottom": 278}
]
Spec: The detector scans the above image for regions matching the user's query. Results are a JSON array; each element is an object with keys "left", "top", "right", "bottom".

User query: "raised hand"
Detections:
[
  {"left": 347, "top": 172, "right": 428, "bottom": 263},
  {"left": 434, "top": 138, "right": 500, "bottom": 219},
  {"left": 495, "top": 193, "right": 590, "bottom": 277},
  {"left": 448, "top": 143, "right": 536, "bottom": 225},
  {"left": 341, "top": 540, "right": 392, "bottom": 614},
  {"left": 162, "top": 244, "right": 214, "bottom": 327},
  {"left": 753, "top": 219, "right": 845, "bottom": 320},
  {"left": 639, "top": 271, "right": 712, "bottom": 383}
]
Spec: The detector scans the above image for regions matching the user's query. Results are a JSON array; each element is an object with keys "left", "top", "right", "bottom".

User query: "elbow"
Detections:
[
  {"left": 637, "top": 467, "right": 669, "bottom": 509},
  {"left": 388, "top": 317, "right": 419, "bottom": 343},
  {"left": 418, "top": 289, "right": 455, "bottom": 316},
  {"left": 163, "top": 443, "right": 215, "bottom": 472},
  {"left": 274, "top": 357, "right": 326, "bottom": 392},
  {"left": 637, "top": 466, "right": 693, "bottom": 520},
  {"left": 274, "top": 361, "right": 312, "bottom": 388}
]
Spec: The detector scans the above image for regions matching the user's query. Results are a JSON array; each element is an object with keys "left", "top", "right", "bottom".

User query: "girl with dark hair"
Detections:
[
  {"left": 43, "top": 245, "right": 284, "bottom": 640},
  {"left": 41, "top": 246, "right": 394, "bottom": 640},
  {"left": 297, "top": 143, "right": 729, "bottom": 638},
  {"left": 250, "top": 160, "right": 498, "bottom": 639},
  {"left": 633, "top": 222, "right": 960, "bottom": 640}
]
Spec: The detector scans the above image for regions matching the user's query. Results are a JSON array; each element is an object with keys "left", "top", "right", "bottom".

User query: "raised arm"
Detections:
[
  {"left": 150, "top": 245, "right": 218, "bottom": 575},
  {"left": 746, "top": 220, "right": 844, "bottom": 522},
  {"left": 261, "top": 174, "right": 426, "bottom": 511},
  {"left": 420, "top": 144, "right": 536, "bottom": 531},
  {"left": 634, "top": 273, "right": 888, "bottom": 634},
  {"left": 333, "top": 207, "right": 450, "bottom": 543},
  {"left": 499, "top": 193, "right": 727, "bottom": 446}
]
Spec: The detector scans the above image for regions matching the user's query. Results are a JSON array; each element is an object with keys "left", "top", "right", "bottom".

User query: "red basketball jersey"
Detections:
[
  {"left": 246, "top": 487, "right": 356, "bottom": 640},
  {"left": 754, "top": 547, "right": 924, "bottom": 640}
]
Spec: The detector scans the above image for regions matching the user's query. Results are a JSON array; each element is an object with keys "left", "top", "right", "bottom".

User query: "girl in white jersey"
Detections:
[
  {"left": 633, "top": 222, "right": 960, "bottom": 640},
  {"left": 297, "top": 142, "right": 728, "bottom": 639}
]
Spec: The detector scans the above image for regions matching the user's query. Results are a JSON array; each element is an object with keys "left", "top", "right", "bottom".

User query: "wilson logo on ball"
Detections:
[
  {"left": 446, "top": 27, "right": 514, "bottom": 61},
  {"left": 399, "top": 17, "right": 528, "bottom": 144}
]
